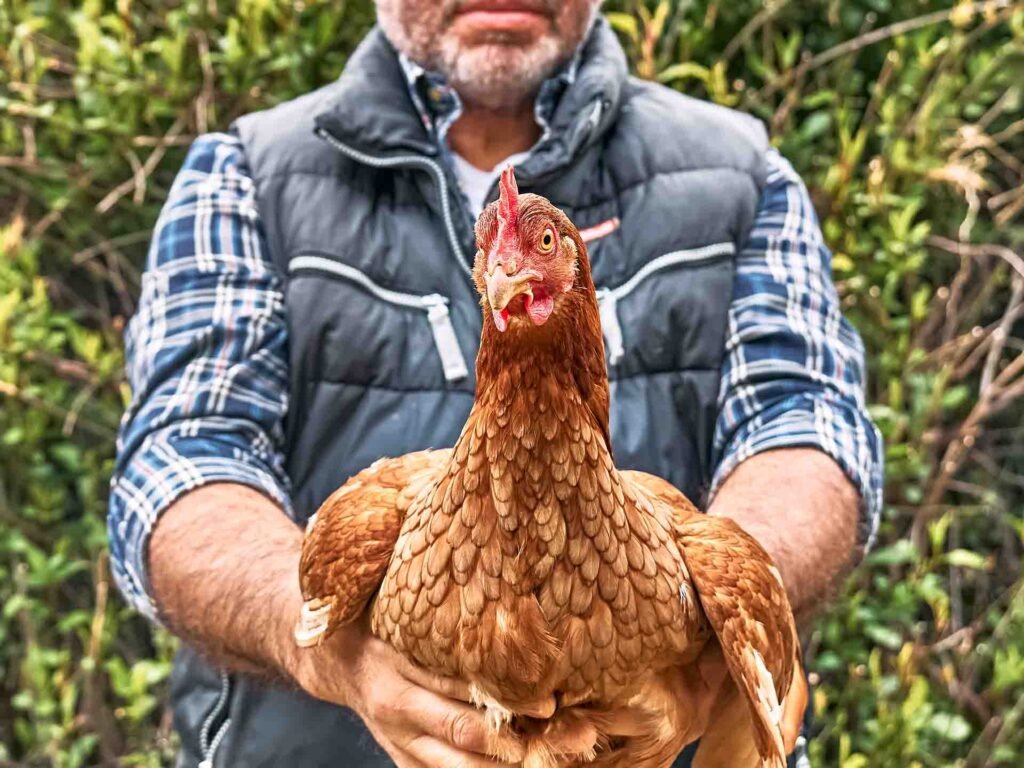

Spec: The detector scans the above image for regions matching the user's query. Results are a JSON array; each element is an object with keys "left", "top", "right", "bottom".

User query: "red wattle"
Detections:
[
  {"left": 492, "top": 307, "right": 509, "bottom": 332},
  {"left": 526, "top": 288, "right": 554, "bottom": 326}
]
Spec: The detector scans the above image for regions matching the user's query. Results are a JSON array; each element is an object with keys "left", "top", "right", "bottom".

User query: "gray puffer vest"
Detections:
[{"left": 170, "top": 18, "right": 786, "bottom": 768}]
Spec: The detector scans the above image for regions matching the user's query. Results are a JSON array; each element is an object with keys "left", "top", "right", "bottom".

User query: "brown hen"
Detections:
[{"left": 296, "top": 168, "right": 805, "bottom": 767}]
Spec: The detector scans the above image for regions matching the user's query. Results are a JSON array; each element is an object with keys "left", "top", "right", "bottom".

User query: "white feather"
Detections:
[{"left": 747, "top": 648, "right": 786, "bottom": 761}]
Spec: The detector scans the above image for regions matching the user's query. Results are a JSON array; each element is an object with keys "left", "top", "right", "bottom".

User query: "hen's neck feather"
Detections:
[
  {"left": 449, "top": 246, "right": 614, "bottom": 541},
  {"left": 431, "top": 248, "right": 620, "bottom": 592},
  {"left": 473, "top": 242, "right": 610, "bottom": 451}
]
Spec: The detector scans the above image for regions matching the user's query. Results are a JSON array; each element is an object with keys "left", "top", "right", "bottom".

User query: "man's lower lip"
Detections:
[{"left": 455, "top": 9, "right": 548, "bottom": 31}]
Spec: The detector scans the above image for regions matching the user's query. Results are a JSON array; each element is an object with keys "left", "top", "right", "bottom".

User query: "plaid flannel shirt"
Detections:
[{"left": 109, "top": 75, "right": 883, "bottom": 621}]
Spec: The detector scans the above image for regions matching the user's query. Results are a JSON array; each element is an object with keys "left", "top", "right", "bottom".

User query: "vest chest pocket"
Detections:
[
  {"left": 596, "top": 241, "right": 736, "bottom": 372},
  {"left": 288, "top": 255, "right": 469, "bottom": 384}
]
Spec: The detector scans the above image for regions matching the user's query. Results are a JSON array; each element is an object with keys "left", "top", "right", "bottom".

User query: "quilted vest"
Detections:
[{"left": 170, "top": 19, "right": 772, "bottom": 768}]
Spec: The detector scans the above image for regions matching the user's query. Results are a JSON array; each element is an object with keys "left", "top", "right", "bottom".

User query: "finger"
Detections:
[
  {"left": 394, "top": 686, "right": 525, "bottom": 760},
  {"left": 386, "top": 744, "right": 427, "bottom": 768},
  {"left": 781, "top": 668, "right": 808, "bottom": 753},
  {"left": 405, "top": 735, "right": 518, "bottom": 768},
  {"left": 396, "top": 655, "right": 474, "bottom": 703},
  {"left": 514, "top": 695, "right": 557, "bottom": 719},
  {"left": 360, "top": 721, "right": 425, "bottom": 768}
]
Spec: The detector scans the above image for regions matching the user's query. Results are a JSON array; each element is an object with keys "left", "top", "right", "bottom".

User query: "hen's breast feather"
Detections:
[{"left": 370, "top": 399, "right": 706, "bottom": 707}]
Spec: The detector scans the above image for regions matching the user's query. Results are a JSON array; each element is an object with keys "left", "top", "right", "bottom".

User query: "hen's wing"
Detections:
[
  {"left": 620, "top": 471, "right": 701, "bottom": 522},
  {"left": 675, "top": 514, "right": 799, "bottom": 768},
  {"left": 624, "top": 473, "right": 799, "bottom": 767},
  {"left": 294, "top": 449, "right": 450, "bottom": 647}
]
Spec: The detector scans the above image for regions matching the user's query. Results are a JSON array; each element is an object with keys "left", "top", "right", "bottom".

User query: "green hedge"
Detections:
[{"left": 1, "top": 1, "right": 1022, "bottom": 765}]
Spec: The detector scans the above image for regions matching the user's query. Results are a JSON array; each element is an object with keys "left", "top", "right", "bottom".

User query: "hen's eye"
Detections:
[{"left": 539, "top": 228, "right": 555, "bottom": 253}]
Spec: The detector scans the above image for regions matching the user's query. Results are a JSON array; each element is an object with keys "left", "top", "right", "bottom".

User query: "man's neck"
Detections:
[{"left": 448, "top": 101, "right": 542, "bottom": 171}]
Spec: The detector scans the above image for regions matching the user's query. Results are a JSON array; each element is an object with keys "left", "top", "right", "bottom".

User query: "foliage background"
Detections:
[{"left": 1, "top": 0, "right": 1022, "bottom": 765}]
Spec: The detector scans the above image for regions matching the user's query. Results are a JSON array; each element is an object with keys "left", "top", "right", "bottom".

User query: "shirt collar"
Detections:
[{"left": 398, "top": 48, "right": 582, "bottom": 149}]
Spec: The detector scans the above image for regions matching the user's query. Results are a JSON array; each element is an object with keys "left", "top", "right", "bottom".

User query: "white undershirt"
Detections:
[{"left": 451, "top": 150, "right": 532, "bottom": 216}]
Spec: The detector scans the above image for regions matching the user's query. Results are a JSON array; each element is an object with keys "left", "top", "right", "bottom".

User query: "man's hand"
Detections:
[
  {"left": 596, "top": 645, "right": 804, "bottom": 762},
  {"left": 150, "top": 483, "right": 531, "bottom": 767},
  {"left": 290, "top": 627, "right": 525, "bottom": 767}
]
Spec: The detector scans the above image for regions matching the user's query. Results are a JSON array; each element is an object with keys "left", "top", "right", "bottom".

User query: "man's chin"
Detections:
[{"left": 441, "top": 38, "right": 564, "bottom": 109}]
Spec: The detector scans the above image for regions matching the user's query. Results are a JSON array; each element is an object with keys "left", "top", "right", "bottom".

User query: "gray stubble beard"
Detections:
[{"left": 376, "top": 0, "right": 599, "bottom": 111}]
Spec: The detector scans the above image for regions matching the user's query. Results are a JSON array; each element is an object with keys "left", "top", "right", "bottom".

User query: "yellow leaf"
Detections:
[{"left": 950, "top": 0, "right": 976, "bottom": 28}]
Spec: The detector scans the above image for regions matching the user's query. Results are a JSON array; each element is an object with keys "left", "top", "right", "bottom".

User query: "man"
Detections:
[{"left": 109, "top": 1, "right": 883, "bottom": 765}]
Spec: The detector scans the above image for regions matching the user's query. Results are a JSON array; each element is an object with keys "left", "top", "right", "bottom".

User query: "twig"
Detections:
[
  {"left": 992, "top": 187, "right": 1024, "bottom": 225},
  {"left": 132, "top": 134, "right": 195, "bottom": 148},
  {"left": 80, "top": 551, "right": 122, "bottom": 762},
  {"left": 194, "top": 30, "right": 216, "bottom": 134},
  {"left": 94, "top": 116, "right": 185, "bottom": 214},
  {"left": 989, "top": 116, "right": 1024, "bottom": 145},
  {"left": 980, "top": 277, "right": 1024, "bottom": 392},
  {"left": 980, "top": 689, "right": 1024, "bottom": 767},
  {"left": 915, "top": 345, "right": 1024, "bottom": 542},
  {"left": 63, "top": 382, "right": 100, "bottom": 437},
  {"left": 126, "top": 148, "right": 146, "bottom": 206},
  {"left": 0, "top": 380, "right": 117, "bottom": 440},
  {"left": 760, "top": 0, "right": 1021, "bottom": 99},
  {"left": 972, "top": 449, "right": 1024, "bottom": 492},
  {"left": 942, "top": 250, "right": 974, "bottom": 344},
  {"left": 721, "top": 0, "right": 791, "bottom": 63},
  {"left": 71, "top": 230, "right": 152, "bottom": 264},
  {"left": 933, "top": 239, "right": 1024, "bottom": 284},
  {"left": 22, "top": 350, "right": 101, "bottom": 386}
]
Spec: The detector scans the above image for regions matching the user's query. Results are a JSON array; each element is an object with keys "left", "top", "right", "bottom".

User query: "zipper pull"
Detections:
[
  {"left": 597, "top": 289, "right": 625, "bottom": 366},
  {"left": 423, "top": 296, "right": 469, "bottom": 382}
]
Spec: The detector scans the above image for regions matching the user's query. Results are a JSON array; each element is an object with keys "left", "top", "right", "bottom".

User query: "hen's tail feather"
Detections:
[
  {"left": 520, "top": 709, "right": 602, "bottom": 767},
  {"left": 515, "top": 705, "right": 651, "bottom": 768},
  {"left": 515, "top": 671, "right": 695, "bottom": 768}
]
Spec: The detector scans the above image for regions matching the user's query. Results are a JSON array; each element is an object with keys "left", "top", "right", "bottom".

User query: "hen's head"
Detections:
[{"left": 473, "top": 167, "right": 592, "bottom": 336}]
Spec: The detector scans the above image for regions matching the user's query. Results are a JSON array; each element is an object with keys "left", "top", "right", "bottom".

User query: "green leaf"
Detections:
[
  {"left": 866, "top": 539, "right": 919, "bottom": 566},
  {"left": 864, "top": 624, "right": 904, "bottom": 651},
  {"left": 940, "top": 549, "right": 989, "bottom": 570},
  {"left": 656, "top": 62, "right": 710, "bottom": 84},
  {"left": 928, "top": 712, "right": 972, "bottom": 742},
  {"left": 605, "top": 12, "right": 638, "bottom": 42},
  {"left": 800, "top": 111, "right": 832, "bottom": 141}
]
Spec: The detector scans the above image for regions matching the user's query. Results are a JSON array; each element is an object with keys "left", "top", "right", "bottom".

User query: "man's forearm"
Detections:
[
  {"left": 148, "top": 483, "right": 305, "bottom": 678},
  {"left": 708, "top": 448, "right": 862, "bottom": 622}
]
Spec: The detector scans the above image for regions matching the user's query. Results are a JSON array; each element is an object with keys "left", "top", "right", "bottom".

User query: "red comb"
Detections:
[{"left": 497, "top": 166, "right": 519, "bottom": 228}]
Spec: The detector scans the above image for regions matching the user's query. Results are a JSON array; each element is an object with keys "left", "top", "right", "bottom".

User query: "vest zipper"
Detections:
[
  {"left": 289, "top": 255, "right": 469, "bottom": 382},
  {"left": 596, "top": 242, "right": 736, "bottom": 365},
  {"left": 314, "top": 127, "right": 473, "bottom": 279},
  {"left": 198, "top": 672, "right": 232, "bottom": 768}
]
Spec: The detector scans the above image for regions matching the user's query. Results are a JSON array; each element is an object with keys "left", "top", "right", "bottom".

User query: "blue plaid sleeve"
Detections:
[
  {"left": 108, "top": 133, "right": 291, "bottom": 621},
  {"left": 711, "top": 149, "right": 884, "bottom": 549}
]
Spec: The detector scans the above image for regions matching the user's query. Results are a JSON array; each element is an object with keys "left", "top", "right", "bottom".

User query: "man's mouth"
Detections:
[{"left": 454, "top": 0, "right": 553, "bottom": 35}]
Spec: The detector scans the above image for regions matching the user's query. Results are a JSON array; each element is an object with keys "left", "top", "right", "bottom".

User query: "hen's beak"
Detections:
[{"left": 486, "top": 269, "right": 540, "bottom": 314}]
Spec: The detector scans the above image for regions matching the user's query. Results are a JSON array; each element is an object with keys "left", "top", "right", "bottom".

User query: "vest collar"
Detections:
[
  {"left": 314, "top": 17, "right": 628, "bottom": 169},
  {"left": 519, "top": 17, "right": 627, "bottom": 181},
  {"left": 314, "top": 28, "right": 438, "bottom": 157}
]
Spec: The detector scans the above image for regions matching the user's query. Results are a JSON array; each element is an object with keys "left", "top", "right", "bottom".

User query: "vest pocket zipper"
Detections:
[
  {"left": 289, "top": 254, "right": 469, "bottom": 382},
  {"left": 314, "top": 127, "right": 473, "bottom": 279},
  {"left": 596, "top": 242, "right": 736, "bottom": 365},
  {"left": 198, "top": 672, "right": 232, "bottom": 768}
]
